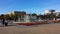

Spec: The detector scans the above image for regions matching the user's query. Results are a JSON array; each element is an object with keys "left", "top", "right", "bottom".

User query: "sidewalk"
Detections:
[
  {"left": 0, "top": 23, "right": 16, "bottom": 27},
  {"left": 0, "top": 23, "right": 60, "bottom": 34}
]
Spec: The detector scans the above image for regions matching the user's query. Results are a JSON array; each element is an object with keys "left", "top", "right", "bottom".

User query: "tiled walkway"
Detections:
[{"left": 0, "top": 23, "right": 60, "bottom": 34}]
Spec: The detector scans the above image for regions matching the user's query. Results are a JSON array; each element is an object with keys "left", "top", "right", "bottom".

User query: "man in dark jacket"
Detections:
[{"left": 2, "top": 18, "right": 5, "bottom": 26}]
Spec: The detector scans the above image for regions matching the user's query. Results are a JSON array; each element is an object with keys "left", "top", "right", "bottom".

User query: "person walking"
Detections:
[
  {"left": 2, "top": 18, "right": 5, "bottom": 26},
  {"left": 5, "top": 19, "right": 8, "bottom": 26}
]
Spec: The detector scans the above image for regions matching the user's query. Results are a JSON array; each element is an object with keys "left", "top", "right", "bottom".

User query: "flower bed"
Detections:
[{"left": 16, "top": 22, "right": 48, "bottom": 26}]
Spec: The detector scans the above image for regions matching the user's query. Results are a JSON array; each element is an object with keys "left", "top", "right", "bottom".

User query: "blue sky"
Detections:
[{"left": 0, "top": 0, "right": 60, "bottom": 14}]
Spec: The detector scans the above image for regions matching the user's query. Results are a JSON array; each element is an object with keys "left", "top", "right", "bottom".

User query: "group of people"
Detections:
[{"left": 2, "top": 18, "right": 8, "bottom": 26}]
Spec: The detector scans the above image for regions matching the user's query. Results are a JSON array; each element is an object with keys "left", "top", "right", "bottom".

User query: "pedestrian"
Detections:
[
  {"left": 2, "top": 18, "right": 5, "bottom": 26},
  {"left": 5, "top": 19, "right": 8, "bottom": 26}
]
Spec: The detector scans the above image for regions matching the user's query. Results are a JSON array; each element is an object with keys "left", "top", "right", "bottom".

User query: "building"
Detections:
[
  {"left": 6, "top": 10, "right": 60, "bottom": 22},
  {"left": 56, "top": 12, "right": 60, "bottom": 17},
  {"left": 44, "top": 10, "right": 56, "bottom": 20},
  {"left": 0, "top": 14, "right": 9, "bottom": 20},
  {"left": 8, "top": 11, "right": 26, "bottom": 22},
  {"left": 8, "top": 11, "right": 38, "bottom": 22},
  {"left": 44, "top": 10, "right": 55, "bottom": 15}
]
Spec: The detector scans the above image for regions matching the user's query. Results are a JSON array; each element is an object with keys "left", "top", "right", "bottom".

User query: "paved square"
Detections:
[{"left": 0, "top": 23, "right": 60, "bottom": 34}]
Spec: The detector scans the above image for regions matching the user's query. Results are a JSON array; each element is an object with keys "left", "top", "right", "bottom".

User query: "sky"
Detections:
[{"left": 0, "top": 0, "right": 60, "bottom": 14}]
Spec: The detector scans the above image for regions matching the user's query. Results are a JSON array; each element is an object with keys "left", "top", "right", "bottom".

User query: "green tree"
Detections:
[{"left": 9, "top": 13, "right": 15, "bottom": 20}]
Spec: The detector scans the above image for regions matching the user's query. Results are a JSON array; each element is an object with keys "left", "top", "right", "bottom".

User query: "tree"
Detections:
[
  {"left": 9, "top": 13, "right": 15, "bottom": 20},
  {"left": 0, "top": 14, "right": 4, "bottom": 19}
]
